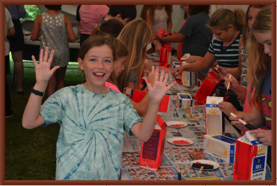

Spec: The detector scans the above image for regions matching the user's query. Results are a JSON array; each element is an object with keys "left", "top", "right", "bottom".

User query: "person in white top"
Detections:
[{"left": 141, "top": 5, "right": 172, "bottom": 51}]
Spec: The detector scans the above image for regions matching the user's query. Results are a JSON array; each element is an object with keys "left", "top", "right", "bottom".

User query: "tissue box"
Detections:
[
  {"left": 126, "top": 88, "right": 171, "bottom": 113},
  {"left": 194, "top": 68, "right": 221, "bottom": 105},
  {"left": 204, "top": 134, "right": 236, "bottom": 163},
  {"left": 159, "top": 44, "right": 172, "bottom": 68},
  {"left": 139, "top": 114, "right": 167, "bottom": 170},
  {"left": 233, "top": 131, "right": 268, "bottom": 180},
  {"left": 176, "top": 93, "right": 193, "bottom": 108}
]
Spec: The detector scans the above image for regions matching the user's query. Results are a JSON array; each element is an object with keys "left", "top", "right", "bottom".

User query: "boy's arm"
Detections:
[
  {"left": 131, "top": 67, "right": 175, "bottom": 142},
  {"left": 22, "top": 47, "right": 60, "bottom": 129}
]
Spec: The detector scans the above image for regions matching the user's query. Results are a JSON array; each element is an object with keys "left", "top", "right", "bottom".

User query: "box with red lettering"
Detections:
[{"left": 139, "top": 114, "right": 167, "bottom": 170}]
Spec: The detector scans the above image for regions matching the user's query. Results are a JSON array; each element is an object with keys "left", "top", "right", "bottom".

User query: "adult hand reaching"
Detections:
[
  {"left": 144, "top": 66, "right": 175, "bottom": 104},
  {"left": 32, "top": 47, "right": 60, "bottom": 83}
]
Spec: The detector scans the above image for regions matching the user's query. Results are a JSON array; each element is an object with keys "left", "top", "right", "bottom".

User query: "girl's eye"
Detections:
[
  {"left": 248, "top": 16, "right": 252, "bottom": 20},
  {"left": 104, "top": 60, "right": 111, "bottom": 63},
  {"left": 90, "top": 58, "right": 97, "bottom": 62}
]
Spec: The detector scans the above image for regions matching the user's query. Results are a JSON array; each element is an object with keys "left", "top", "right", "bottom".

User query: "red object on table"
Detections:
[
  {"left": 139, "top": 114, "right": 167, "bottom": 170},
  {"left": 194, "top": 68, "right": 222, "bottom": 105},
  {"left": 159, "top": 43, "right": 172, "bottom": 67},
  {"left": 170, "top": 124, "right": 185, "bottom": 127},
  {"left": 173, "top": 140, "right": 190, "bottom": 145}
]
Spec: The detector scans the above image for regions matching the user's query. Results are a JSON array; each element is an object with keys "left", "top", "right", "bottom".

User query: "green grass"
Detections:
[{"left": 5, "top": 57, "right": 83, "bottom": 180}]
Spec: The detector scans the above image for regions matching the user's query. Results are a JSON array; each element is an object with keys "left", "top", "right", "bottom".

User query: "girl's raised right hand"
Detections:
[
  {"left": 171, "top": 66, "right": 183, "bottom": 77},
  {"left": 32, "top": 47, "right": 60, "bottom": 83}
]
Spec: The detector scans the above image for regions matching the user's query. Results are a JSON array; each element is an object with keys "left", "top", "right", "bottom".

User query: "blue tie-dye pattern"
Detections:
[{"left": 40, "top": 84, "right": 142, "bottom": 180}]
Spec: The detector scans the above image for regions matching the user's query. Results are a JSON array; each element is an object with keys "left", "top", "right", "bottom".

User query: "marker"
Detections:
[{"left": 178, "top": 169, "right": 181, "bottom": 180}]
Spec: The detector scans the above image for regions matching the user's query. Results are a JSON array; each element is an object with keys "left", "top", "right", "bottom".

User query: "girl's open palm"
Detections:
[
  {"left": 144, "top": 67, "right": 175, "bottom": 104},
  {"left": 32, "top": 47, "right": 60, "bottom": 83}
]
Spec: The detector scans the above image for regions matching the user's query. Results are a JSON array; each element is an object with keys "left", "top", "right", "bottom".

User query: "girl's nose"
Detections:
[{"left": 264, "top": 44, "right": 271, "bottom": 55}]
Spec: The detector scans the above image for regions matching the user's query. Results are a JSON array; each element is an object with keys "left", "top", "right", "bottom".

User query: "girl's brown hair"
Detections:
[
  {"left": 242, "top": 5, "right": 267, "bottom": 47},
  {"left": 246, "top": 6, "right": 271, "bottom": 111},
  {"left": 209, "top": 8, "right": 245, "bottom": 31},
  {"left": 79, "top": 35, "right": 115, "bottom": 83},
  {"left": 107, "top": 37, "right": 129, "bottom": 87},
  {"left": 140, "top": 5, "right": 172, "bottom": 22},
  {"left": 90, "top": 19, "right": 124, "bottom": 38},
  {"left": 117, "top": 18, "right": 151, "bottom": 92}
]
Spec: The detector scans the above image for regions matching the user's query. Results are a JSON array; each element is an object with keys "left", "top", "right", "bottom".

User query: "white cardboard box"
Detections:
[{"left": 176, "top": 93, "right": 193, "bottom": 108}]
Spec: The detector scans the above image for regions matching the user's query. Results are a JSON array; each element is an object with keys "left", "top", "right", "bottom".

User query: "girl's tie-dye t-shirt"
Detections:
[{"left": 40, "top": 84, "right": 142, "bottom": 180}]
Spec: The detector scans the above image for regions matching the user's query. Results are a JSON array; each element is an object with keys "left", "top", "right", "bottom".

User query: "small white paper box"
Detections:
[{"left": 176, "top": 93, "right": 193, "bottom": 108}]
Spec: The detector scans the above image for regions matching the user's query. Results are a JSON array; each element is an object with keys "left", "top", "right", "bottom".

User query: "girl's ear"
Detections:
[
  {"left": 78, "top": 58, "right": 83, "bottom": 70},
  {"left": 115, "top": 14, "right": 122, "bottom": 19},
  {"left": 228, "top": 24, "right": 234, "bottom": 31}
]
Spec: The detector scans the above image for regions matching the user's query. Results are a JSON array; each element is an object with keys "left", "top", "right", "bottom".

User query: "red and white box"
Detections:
[
  {"left": 139, "top": 114, "right": 167, "bottom": 170},
  {"left": 125, "top": 88, "right": 171, "bottom": 113},
  {"left": 233, "top": 131, "right": 268, "bottom": 180},
  {"left": 194, "top": 68, "right": 221, "bottom": 105},
  {"left": 159, "top": 43, "right": 172, "bottom": 68}
]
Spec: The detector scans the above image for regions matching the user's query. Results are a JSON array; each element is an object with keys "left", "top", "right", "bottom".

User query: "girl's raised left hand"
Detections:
[{"left": 144, "top": 66, "right": 175, "bottom": 104}]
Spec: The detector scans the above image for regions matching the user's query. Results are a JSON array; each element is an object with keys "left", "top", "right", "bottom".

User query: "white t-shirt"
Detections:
[{"left": 152, "top": 6, "right": 168, "bottom": 35}]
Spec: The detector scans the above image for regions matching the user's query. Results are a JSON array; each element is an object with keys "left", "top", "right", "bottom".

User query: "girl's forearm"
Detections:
[
  {"left": 181, "top": 59, "right": 208, "bottom": 72},
  {"left": 22, "top": 82, "right": 47, "bottom": 129},
  {"left": 232, "top": 85, "right": 247, "bottom": 102},
  {"left": 136, "top": 100, "right": 160, "bottom": 141}
]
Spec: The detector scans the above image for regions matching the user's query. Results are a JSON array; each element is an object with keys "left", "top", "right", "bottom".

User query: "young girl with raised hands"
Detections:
[
  {"left": 172, "top": 8, "right": 245, "bottom": 116},
  {"left": 230, "top": 6, "right": 272, "bottom": 146},
  {"left": 22, "top": 35, "right": 175, "bottom": 180}
]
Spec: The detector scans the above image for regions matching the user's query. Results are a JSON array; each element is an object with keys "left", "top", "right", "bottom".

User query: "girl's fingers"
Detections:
[
  {"left": 160, "top": 66, "right": 165, "bottom": 81},
  {"left": 39, "top": 49, "right": 43, "bottom": 63},
  {"left": 166, "top": 81, "right": 176, "bottom": 91},
  {"left": 163, "top": 70, "right": 169, "bottom": 84},
  {"left": 143, "top": 77, "right": 152, "bottom": 91},
  {"left": 31, "top": 55, "right": 37, "bottom": 67},
  {"left": 155, "top": 67, "right": 159, "bottom": 82},
  {"left": 50, "top": 66, "right": 60, "bottom": 74},
  {"left": 43, "top": 47, "right": 49, "bottom": 62}
]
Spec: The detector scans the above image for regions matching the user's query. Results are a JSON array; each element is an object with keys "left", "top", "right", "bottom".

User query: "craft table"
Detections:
[{"left": 119, "top": 53, "right": 271, "bottom": 181}]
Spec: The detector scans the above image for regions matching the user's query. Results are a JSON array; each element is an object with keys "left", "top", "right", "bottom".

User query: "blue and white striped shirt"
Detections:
[{"left": 208, "top": 32, "right": 242, "bottom": 96}]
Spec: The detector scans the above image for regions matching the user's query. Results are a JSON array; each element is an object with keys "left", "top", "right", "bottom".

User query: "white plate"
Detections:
[
  {"left": 166, "top": 137, "right": 193, "bottom": 146},
  {"left": 166, "top": 121, "right": 188, "bottom": 128},
  {"left": 189, "top": 160, "right": 219, "bottom": 170}
]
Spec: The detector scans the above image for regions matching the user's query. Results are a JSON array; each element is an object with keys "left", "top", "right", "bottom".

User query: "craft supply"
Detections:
[
  {"left": 178, "top": 169, "right": 181, "bottom": 180},
  {"left": 199, "top": 166, "right": 204, "bottom": 174},
  {"left": 230, "top": 112, "right": 256, "bottom": 130},
  {"left": 224, "top": 74, "right": 231, "bottom": 101},
  {"left": 192, "top": 162, "right": 214, "bottom": 170}
]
